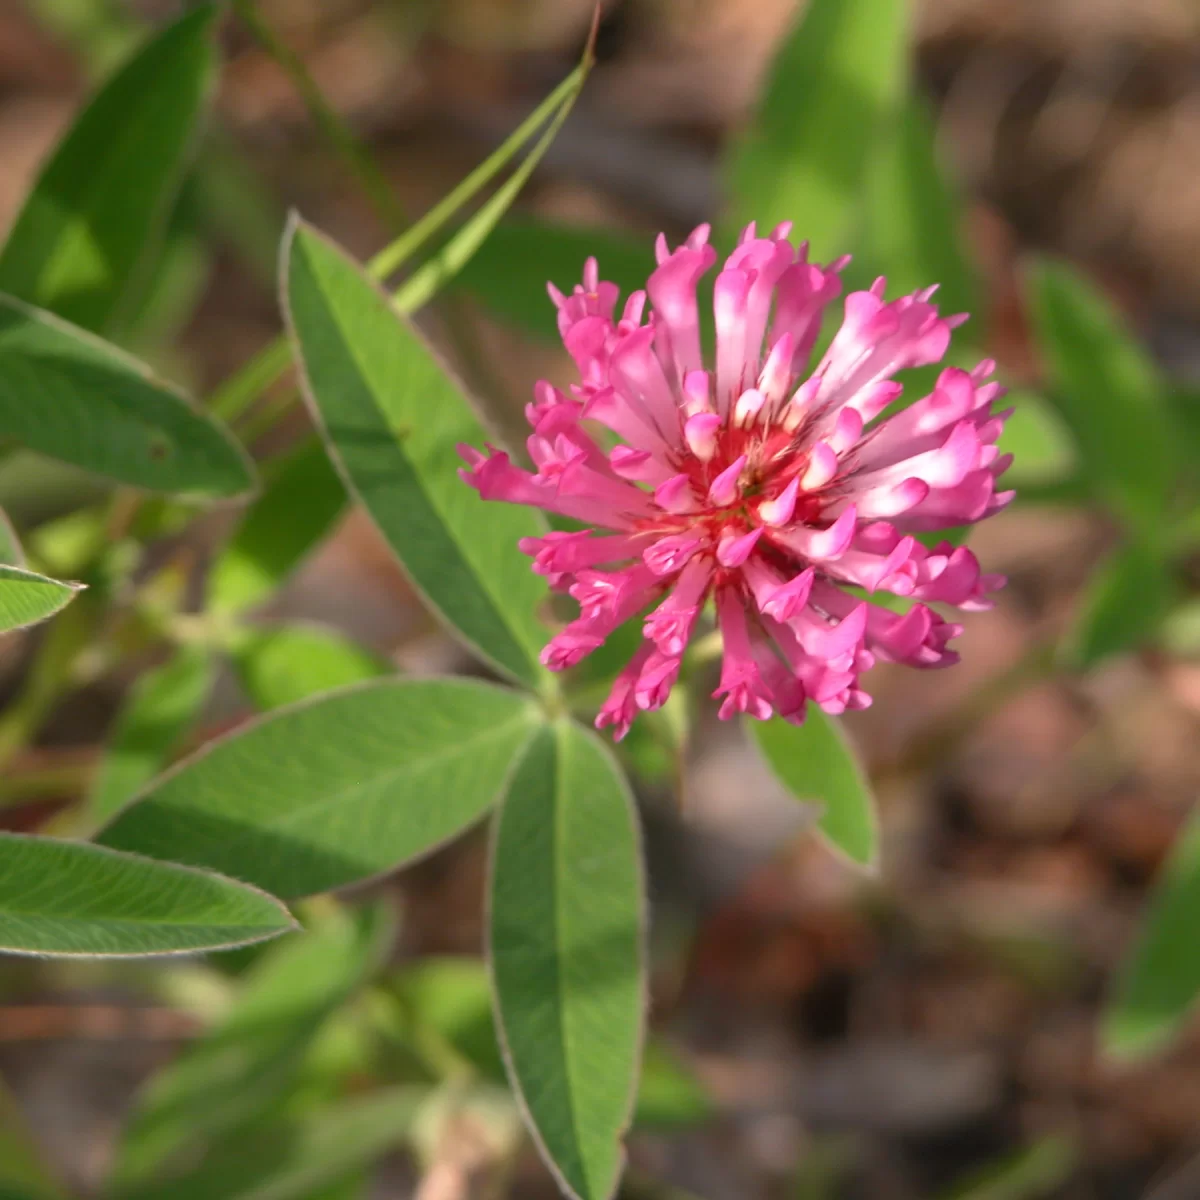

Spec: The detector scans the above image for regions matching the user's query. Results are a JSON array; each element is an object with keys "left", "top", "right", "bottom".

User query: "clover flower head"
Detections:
[{"left": 459, "top": 221, "right": 1012, "bottom": 739}]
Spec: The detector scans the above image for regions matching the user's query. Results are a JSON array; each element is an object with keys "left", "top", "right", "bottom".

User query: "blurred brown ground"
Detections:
[{"left": 2, "top": 1, "right": 1200, "bottom": 1197}]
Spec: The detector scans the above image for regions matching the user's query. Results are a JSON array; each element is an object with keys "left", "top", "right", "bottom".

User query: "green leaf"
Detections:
[
  {"left": 116, "top": 1086, "right": 426, "bottom": 1200},
  {"left": 98, "top": 678, "right": 539, "bottom": 899},
  {"left": 391, "top": 956, "right": 506, "bottom": 1078},
  {"left": 82, "top": 645, "right": 215, "bottom": 831},
  {"left": 112, "top": 903, "right": 394, "bottom": 1189},
  {"left": 0, "top": 508, "right": 24, "bottom": 567},
  {"left": 1067, "top": 541, "right": 1175, "bottom": 669},
  {"left": 1103, "top": 807, "right": 1200, "bottom": 1060},
  {"left": 724, "top": 0, "right": 908, "bottom": 260},
  {"left": 208, "top": 439, "right": 345, "bottom": 616},
  {"left": 750, "top": 712, "right": 878, "bottom": 868},
  {"left": 997, "top": 390, "right": 1076, "bottom": 489},
  {"left": 938, "top": 1136, "right": 1076, "bottom": 1200},
  {"left": 862, "top": 92, "right": 979, "bottom": 321},
  {"left": 632, "top": 1042, "right": 713, "bottom": 1131},
  {"left": 1026, "top": 259, "right": 1178, "bottom": 537},
  {"left": 0, "top": 6, "right": 217, "bottom": 333},
  {"left": 1162, "top": 598, "right": 1200, "bottom": 659},
  {"left": 368, "top": 62, "right": 588, "bottom": 286},
  {"left": 392, "top": 957, "right": 709, "bottom": 1131},
  {"left": 489, "top": 721, "right": 644, "bottom": 1200},
  {"left": 0, "top": 294, "right": 254, "bottom": 496},
  {"left": 453, "top": 220, "right": 655, "bottom": 342},
  {"left": 0, "top": 833, "right": 294, "bottom": 958},
  {"left": 119, "top": 177, "right": 213, "bottom": 349},
  {"left": 231, "top": 624, "right": 388, "bottom": 711},
  {"left": 0, "top": 564, "right": 81, "bottom": 634},
  {"left": 283, "top": 220, "right": 549, "bottom": 689},
  {"left": 209, "top": 45, "right": 591, "bottom": 428}
]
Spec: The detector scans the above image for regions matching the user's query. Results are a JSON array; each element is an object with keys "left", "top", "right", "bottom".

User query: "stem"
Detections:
[
  {"left": 367, "top": 65, "right": 584, "bottom": 284},
  {"left": 0, "top": 597, "right": 96, "bottom": 773},
  {"left": 209, "top": 58, "right": 588, "bottom": 426},
  {"left": 230, "top": 0, "right": 409, "bottom": 233},
  {"left": 210, "top": 339, "right": 293, "bottom": 423},
  {"left": 0, "top": 760, "right": 93, "bottom": 809}
]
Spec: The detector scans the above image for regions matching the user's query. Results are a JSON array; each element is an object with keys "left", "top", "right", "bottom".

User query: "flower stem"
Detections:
[
  {"left": 0, "top": 596, "right": 96, "bottom": 773},
  {"left": 230, "top": 0, "right": 409, "bottom": 234},
  {"left": 209, "top": 35, "right": 591, "bottom": 427}
]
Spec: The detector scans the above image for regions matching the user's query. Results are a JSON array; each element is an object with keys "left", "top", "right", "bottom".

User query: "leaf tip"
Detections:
[{"left": 583, "top": 2, "right": 603, "bottom": 70}]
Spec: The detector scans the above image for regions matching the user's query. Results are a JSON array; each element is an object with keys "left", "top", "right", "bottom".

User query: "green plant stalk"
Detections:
[
  {"left": 0, "top": 595, "right": 97, "bottom": 773},
  {"left": 0, "top": 761, "right": 93, "bottom": 810},
  {"left": 231, "top": 0, "right": 409, "bottom": 235},
  {"left": 230, "top": 0, "right": 520, "bottom": 438},
  {"left": 367, "top": 64, "right": 584, "bottom": 283},
  {"left": 209, "top": 59, "right": 588, "bottom": 425}
]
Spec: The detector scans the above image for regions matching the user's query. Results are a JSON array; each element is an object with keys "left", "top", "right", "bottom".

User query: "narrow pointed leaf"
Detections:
[
  {"left": 113, "top": 903, "right": 395, "bottom": 1188},
  {"left": 724, "top": 0, "right": 908, "bottom": 259},
  {"left": 0, "top": 564, "right": 81, "bottom": 633},
  {"left": 118, "top": 1087, "right": 427, "bottom": 1200},
  {"left": 231, "top": 623, "right": 388, "bottom": 711},
  {"left": 1068, "top": 541, "right": 1174, "bottom": 668},
  {"left": 0, "top": 295, "right": 254, "bottom": 495},
  {"left": 937, "top": 1136, "right": 1076, "bottom": 1200},
  {"left": 1027, "top": 259, "right": 1178, "bottom": 537},
  {"left": 208, "top": 55, "right": 589, "bottom": 427},
  {"left": 0, "top": 834, "right": 294, "bottom": 957},
  {"left": 82, "top": 645, "right": 216, "bottom": 831},
  {"left": 750, "top": 712, "right": 878, "bottom": 868},
  {"left": 489, "top": 721, "right": 644, "bottom": 1200},
  {"left": 208, "top": 438, "right": 345, "bottom": 615},
  {"left": 0, "top": 5, "right": 217, "bottom": 332},
  {"left": 283, "top": 221, "right": 548, "bottom": 688},
  {"left": 98, "top": 678, "right": 539, "bottom": 898},
  {"left": 1104, "top": 807, "right": 1200, "bottom": 1060}
]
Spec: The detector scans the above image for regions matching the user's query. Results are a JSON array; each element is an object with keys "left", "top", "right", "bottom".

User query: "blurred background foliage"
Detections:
[{"left": 1, "top": 0, "right": 1199, "bottom": 1197}]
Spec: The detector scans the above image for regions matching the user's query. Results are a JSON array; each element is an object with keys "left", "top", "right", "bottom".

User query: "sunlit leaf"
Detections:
[
  {"left": 0, "top": 834, "right": 294, "bottom": 958},
  {"left": 283, "top": 220, "right": 549, "bottom": 688},
  {"left": 0, "top": 294, "right": 254, "bottom": 496},
  {"left": 0, "top": 565, "right": 81, "bottom": 634},
  {"left": 724, "top": 0, "right": 908, "bottom": 259},
  {"left": 0, "top": 5, "right": 217, "bottom": 333},
  {"left": 99, "top": 678, "right": 539, "bottom": 898}
]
